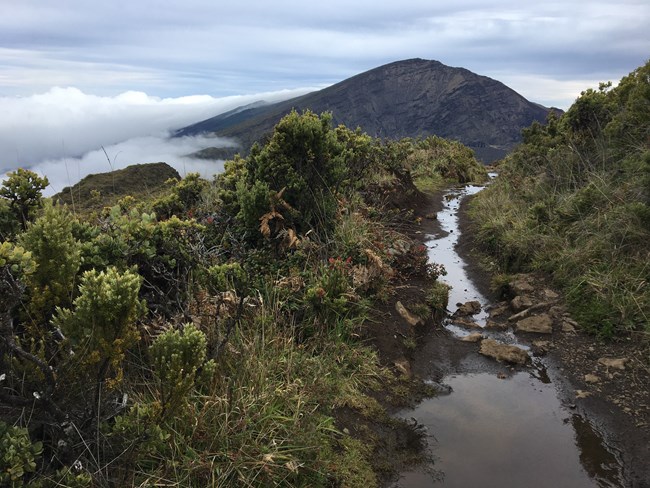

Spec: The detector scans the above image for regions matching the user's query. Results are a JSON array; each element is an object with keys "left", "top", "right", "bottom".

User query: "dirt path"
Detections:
[{"left": 375, "top": 189, "right": 649, "bottom": 487}]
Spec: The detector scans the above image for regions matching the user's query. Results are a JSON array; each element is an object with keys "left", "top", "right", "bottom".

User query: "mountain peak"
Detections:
[{"left": 179, "top": 59, "right": 556, "bottom": 162}]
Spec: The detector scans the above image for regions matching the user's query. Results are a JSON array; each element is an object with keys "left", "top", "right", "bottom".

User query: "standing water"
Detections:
[{"left": 392, "top": 183, "right": 624, "bottom": 487}]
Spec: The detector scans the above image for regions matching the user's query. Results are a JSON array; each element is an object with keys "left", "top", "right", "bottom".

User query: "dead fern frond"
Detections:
[
  {"left": 274, "top": 187, "right": 294, "bottom": 212},
  {"left": 285, "top": 228, "right": 300, "bottom": 249},
  {"left": 259, "top": 210, "right": 284, "bottom": 238}
]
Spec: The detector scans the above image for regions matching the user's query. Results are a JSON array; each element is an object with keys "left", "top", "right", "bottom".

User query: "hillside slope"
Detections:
[{"left": 53, "top": 162, "right": 180, "bottom": 212}]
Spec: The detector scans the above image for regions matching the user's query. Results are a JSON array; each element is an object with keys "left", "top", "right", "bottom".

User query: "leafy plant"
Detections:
[
  {"left": 19, "top": 202, "right": 81, "bottom": 323},
  {"left": 0, "top": 421, "right": 42, "bottom": 487}
]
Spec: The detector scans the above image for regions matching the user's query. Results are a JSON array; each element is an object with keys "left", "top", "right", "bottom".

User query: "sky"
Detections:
[{"left": 1, "top": 0, "right": 649, "bottom": 192}]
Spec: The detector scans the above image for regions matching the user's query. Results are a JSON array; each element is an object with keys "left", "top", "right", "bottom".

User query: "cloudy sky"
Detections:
[{"left": 1, "top": 0, "right": 649, "bottom": 192}]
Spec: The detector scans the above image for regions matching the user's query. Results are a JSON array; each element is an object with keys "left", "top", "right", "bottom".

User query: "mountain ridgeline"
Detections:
[{"left": 178, "top": 59, "right": 559, "bottom": 162}]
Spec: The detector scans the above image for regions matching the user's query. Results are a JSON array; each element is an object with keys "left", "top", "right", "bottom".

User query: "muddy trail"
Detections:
[{"left": 384, "top": 183, "right": 650, "bottom": 488}]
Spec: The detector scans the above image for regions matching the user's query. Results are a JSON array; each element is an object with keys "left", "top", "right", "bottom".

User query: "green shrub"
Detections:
[
  {"left": 426, "top": 281, "right": 450, "bottom": 315},
  {"left": 243, "top": 110, "right": 346, "bottom": 236},
  {"left": 150, "top": 324, "right": 216, "bottom": 417},
  {"left": 19, "top": 202, "right": 81, "bottom": 322},
  {"left": 53, "top": 266, "right": 145, "bottom": 387},
  {"left": 205, "top": 262, "right": 246, "bottom": 294},
  {"left": 0, "top": 168, "right": 49, "bottom": 231}
]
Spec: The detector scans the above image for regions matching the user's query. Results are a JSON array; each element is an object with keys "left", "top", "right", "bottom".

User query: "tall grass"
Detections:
[{"left": 468, "top": 63, "right": 650, "bottom": 337}]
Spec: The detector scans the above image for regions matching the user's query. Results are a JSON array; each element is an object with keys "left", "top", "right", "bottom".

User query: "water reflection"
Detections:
[
  {"left": 571, "top": 415, "right": 624, "bottom": 487},
  {"left": 393, "top": 183, "right": 624, "bottom": 487},
  {"left": 395, "top": 373, "right": 617, "bottom": 488}
]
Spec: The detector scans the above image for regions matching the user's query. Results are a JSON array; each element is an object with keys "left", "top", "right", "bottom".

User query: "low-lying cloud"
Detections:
[
  {"left": 0, "top": 85, "right": 316, "bottom": 194},
  {"left": 35, "top": 134, "right": 235, "bottom": 196}
]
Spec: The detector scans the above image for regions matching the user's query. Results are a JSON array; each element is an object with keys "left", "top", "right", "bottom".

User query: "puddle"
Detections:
[
  {"left": 426, "top": 183, "right": 518, "bottom": 345},
  {"left": 392, "top": 183, "right": 624, "bottom": 487},
  {"left": 395, "top": 373, "right": 623, "bottom": 487},
  {"left": 428, "top": 185, "right": 489, "bottom": 327}
]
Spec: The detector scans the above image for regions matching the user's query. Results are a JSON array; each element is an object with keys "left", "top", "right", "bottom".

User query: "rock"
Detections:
[
  {"left": 454, "top": 300, "right": 482, "bottom": 316},
  {"left": 461, "top": 332, "right": 483, "bottom": 343},
  {"left": 515, "top": 314, "right": 553, "bottom": 334},
  {"left": 485, "top": 320, "right": 508, "bottom": 330},
  {"left": 548, "top": 305, "right": 567, "bottom": 318},
  {"left": 598, "top": 357, "right": 628, "bottom": 370},
  {"left": 509, "top": 275, "right": 535, "bottom": 296},
  {"left": 510, "top": 295, "right": 533, "bottom": 312},
  {"left": 479, "top": 339, "right": 529, "bottom": 365},
  {"left": 576, "top": 390, "right": 592, "bottom": 399},
  {"left": 531, "top": 340, "right": 551, "bottom": 356},
  {"left": 507, "top": 301, "right": 555, "bottom": 322},
  {"left": 393, "top": 358, "right": 413, "bottom": 378},
  {"left": 561, "top": 320, "right": 577, "bottom": 333},
  {"left": 563, "top": 317, "right": 579, "bottom": 329},
  {"left": 488, "top": 304, "right": 509, "bottom": 318},
  {"left": 584, "top": 374, "right": 600, "bottom": 384},
  {"left": 395, "top": 301, "right": 423, "bottom": 327},
  {"left": 543, "top": 288, "right": 560, "bottom": 300},
  {"left": 449, "top": 317, "right": 482, "bottom": 329}
]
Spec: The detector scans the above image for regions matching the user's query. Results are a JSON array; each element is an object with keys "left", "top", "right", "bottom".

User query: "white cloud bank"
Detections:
[{"left": 0, "top": 86, "right": 316, "bottom": 194}]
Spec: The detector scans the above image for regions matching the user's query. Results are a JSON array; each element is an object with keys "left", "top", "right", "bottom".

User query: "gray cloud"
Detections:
[
  {"left": 0, "top": 86, "right": 315, "bottom": 192},
  {"left": 34, "top": 134, "right": 231, "bottom": 197},
  {"left": 0, "top": 86, "right": 314, "bottom": 168},
  {"left": 1, "top": 0, "right": 648, "bottom": 192},
  {"left": 1, "top": 0, "right": 647, "bottom": 104}
]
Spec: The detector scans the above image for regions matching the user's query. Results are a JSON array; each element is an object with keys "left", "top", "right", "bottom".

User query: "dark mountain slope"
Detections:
[
  {"left": 179, "top": 59, "right": 559, "bottom": 162},
  {"left": 175, "top": 100, "right": 270, "bottom": 137}
]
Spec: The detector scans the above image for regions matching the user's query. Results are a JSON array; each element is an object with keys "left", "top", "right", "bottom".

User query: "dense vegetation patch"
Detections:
[
  {"left": 0, "top": 110, "right": 485, "bottom": 486},
  {"left": 469, "top": 61, "right": 650, "bottom": 338}
]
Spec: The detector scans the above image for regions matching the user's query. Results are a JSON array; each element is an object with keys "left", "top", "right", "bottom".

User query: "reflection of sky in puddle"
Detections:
[
  {"left": 396, "top": 180, "right": 624, "bottom": 488},
  {"left": 426, "top": 184, "right": 524, "bottom": 343},
  {"left": 396, "top": 373, "right": 623, "bottom": 488},
  {"left": 427, "top": 186, "right": 487, "bottom": 324}
]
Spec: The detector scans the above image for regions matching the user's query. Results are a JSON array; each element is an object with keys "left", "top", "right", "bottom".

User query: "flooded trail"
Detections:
[{"left": 390, "top": 184, "right": 625, "bottom": 488}]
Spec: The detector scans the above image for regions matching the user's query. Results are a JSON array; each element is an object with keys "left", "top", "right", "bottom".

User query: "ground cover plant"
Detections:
[{"left": 0, "top": 110, "right": 486, "bottom": 486}]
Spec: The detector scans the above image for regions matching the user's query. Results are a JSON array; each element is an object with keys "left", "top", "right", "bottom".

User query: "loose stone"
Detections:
[
  {"left": 479, "top": 339, "right": 529, "bottom": 365},
  {"left": 598, "top": 357, "right": 628, "bottom": 371},
  {"left": 515, "top": 314, "right": 553, "bottom": 334}
]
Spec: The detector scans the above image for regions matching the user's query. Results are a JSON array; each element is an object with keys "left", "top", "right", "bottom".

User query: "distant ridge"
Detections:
[
  {"left": 53, "top": 162, "right": 180, "bottom": 212},
  {"left": 179, "top": 59, "right": 560, "bottom": 162}
]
